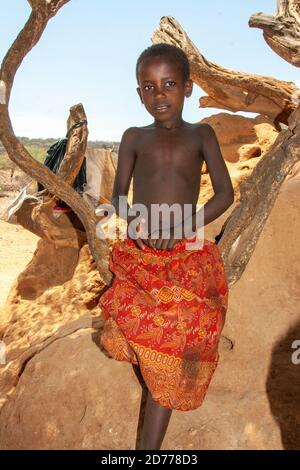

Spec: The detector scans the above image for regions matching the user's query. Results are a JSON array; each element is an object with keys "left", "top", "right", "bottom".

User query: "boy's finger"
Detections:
[
  {"left": 166, "top": 240, "right": 173, "bottom": 251},
  {"left": 141, "top": 238, "right": 150, "bottom": 249},
  {"left": 148, "top": 232, "right": 157, "bottom": 243},
  {"left": 155, "top": 238, "right": 163, "bottom": 250},
  {"left": 134, "top": 238, "right": 146, "bottom": 250},
  {"left": 166, "top": 238, "right": 179, "bottom": 250},
  {"left": 147, "top": 238, "right": 155, "bottom": 249},
  {"left": 167, "top": 240, "right": 178, "bottom": 250},
  {"left": 161, "top": 238, "right": 170, "bottom": 251}
]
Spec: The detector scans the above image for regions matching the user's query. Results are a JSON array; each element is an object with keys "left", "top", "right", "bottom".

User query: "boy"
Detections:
[{"left": 99, "top": 43, "right": 234, "bottom": 450}]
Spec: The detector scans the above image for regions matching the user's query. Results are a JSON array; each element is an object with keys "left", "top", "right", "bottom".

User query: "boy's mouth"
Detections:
[{"left": 154, "top": 104, "right": 170, "bottom": 112}]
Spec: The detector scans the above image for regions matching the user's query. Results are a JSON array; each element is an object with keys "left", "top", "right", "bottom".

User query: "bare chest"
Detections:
[{"left": 135, "top": 133, "right": 202, "bottom": 175}]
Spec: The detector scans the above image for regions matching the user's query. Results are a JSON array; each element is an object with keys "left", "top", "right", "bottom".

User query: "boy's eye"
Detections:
[{"left": 143, "top": 81, "right": 175, "bottom": 91}]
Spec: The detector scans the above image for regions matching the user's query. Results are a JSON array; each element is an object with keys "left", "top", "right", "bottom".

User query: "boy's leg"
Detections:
[{"left": 138, "top": 389, "right": 172, "bottom": 450}]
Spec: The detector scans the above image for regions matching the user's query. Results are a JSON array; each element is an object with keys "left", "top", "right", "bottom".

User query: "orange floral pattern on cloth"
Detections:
[{"left": 98, "top": 235, "right": 229, "bottom": 411}]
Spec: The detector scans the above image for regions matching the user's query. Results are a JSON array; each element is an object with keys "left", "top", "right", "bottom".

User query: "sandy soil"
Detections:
[{"left": 0, "top": 194, "right": 38, "bottom": 322}]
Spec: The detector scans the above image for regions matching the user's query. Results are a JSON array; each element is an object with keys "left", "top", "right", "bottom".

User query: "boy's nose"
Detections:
[{"left": 154, "top": 88, "right": 167, "bottom": 98}]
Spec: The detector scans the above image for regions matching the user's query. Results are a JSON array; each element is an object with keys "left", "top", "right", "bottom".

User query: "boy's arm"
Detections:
[
  {"left": 178, "top": 124, "right": 234, "bottom": 237},
  {"left": 111, "top": 127, "right": 137, "bottom": 223},
  {"left": 199, "top": 123, "right": 234, "bottom": 224}
]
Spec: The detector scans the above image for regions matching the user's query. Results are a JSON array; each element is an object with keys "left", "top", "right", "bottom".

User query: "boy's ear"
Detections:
[
  {"left": 136, "top": 87, "right": 143, "bottom": 104},
  {"left": 184, "top": 79, "right": 193, "bottom": 98}
]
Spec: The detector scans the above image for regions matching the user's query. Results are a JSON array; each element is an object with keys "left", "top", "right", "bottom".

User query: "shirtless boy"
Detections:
[{"left": 99, "top": 43, "right": 234, "bottom": 450}]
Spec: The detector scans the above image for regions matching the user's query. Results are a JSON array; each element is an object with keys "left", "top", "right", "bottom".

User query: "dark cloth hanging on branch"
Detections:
[{"left": 37, "top": 120, "right": 87, "bottom": 210}]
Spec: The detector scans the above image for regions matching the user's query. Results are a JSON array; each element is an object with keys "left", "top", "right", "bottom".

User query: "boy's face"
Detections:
[{"left": 136, "top": 55, "right": 193, "bottom": 121}]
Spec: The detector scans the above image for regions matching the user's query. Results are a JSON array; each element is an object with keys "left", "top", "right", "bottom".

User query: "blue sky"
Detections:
[{"left": 0, "top": 0, "right": 298, "bottom": 141}]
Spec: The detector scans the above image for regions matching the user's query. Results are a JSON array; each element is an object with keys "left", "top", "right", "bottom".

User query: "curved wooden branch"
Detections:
[
  {"left": 11, "top": 102, "right": 88, "bottom": 249},
  {"left": 249, "top": 0, "right": 300, "bottom": 67},
  {"left": 56, "top": 103, "right": 88, "bottom": 183},
  {"left": 1, "top": 0, "right": 71, "bottom": 103},
  {"left": 14, "top": 196, "right": 87, "bottom": 249},
  {"left": 218, "top": 105, "right": 300, "bottom": 286},
  {"left": 28, "top": 0, "right": 71, "bottom": 14},
  {"left": 151, "top": 16, "right": 298, "bottom": 125},
  {"left": 0, "top": 0, "right": 112, "bottom": 285}
]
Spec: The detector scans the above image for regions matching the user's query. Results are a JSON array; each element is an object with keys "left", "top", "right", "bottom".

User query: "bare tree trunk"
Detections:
[
  {"left": 12, "top": 103, "right": 89, "bottom": 249},
  {"left": 218, "top": 105, "right": 300, "bottom": 286},
  {"left": 56, "top": 103, "right": 88, "bottom": 184},
  {"left": 0, "top": 0, "right": 112, "bottom": 285},
  {"left": 151, "top": 16, "right": 298, "bottom": 127},
  {"left": 277, "top": 0, "right": 288, "bottom": 16},
  {"left": 249, "top": 0, "right": 300, "bottom": 67}
]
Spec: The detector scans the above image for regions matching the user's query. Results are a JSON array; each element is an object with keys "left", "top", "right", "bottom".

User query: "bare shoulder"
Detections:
[
  {"left": 120, "top": 126, "right": 140, "bottom": 141},
  {"left": 118, "top": 127, "right": 141, "bottom": 154},
  {"left": 192, "top": 122, "right": 216, "bottom": 138},
  {"left": 135, "top": 123, "right": 156, "bottom": 134},
  {"left": 180, "top": 122, "right": 217, "bottom": 141},
  {"left": 193, "top": 123, "right": 220, "bottom": 154}
]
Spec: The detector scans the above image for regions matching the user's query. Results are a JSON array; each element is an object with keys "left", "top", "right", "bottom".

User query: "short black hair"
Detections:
[{"left": 136, "top": 43, "right": 190, "bottom": 83}]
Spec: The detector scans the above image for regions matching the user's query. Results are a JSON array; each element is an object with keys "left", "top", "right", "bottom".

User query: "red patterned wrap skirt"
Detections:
[{"left": 99, "top": 235, "right": 229, "bottom": 411}]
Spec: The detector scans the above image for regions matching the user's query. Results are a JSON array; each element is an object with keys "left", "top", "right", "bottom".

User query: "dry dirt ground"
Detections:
[{"left": 0, "top": 189, "right": 39, "bottom": 322}]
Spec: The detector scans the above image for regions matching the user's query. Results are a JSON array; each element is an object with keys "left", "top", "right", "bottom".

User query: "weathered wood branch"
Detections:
[
  {"left": 15, "top": 197, "right": 87, "bottom": 249},
  {"left": 12, "top": 103, "right": 88, "bottom": 248},
  {"left": 0, "top": 0, "right": 112, "bottom": 285},
  {"left": 28, "top": 0, "right": 71, "bottom": 15},
  {"left": 249, "top": 0, "right": 300, "bottom": 67},
  {"left": 56, "top": 104, "right": 88, "bottom": 184},
  {"left": 1, "top": 0, "right": 71, "bottom": 103},
  {"left": 151, "top": 16, "right": 298, "bottom": 126},
  {"left": 218, "top": 105, "right": 300, "bottom": 286}
]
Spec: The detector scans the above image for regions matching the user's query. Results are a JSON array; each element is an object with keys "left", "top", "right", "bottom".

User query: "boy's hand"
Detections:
[
  {"left": 149, "top": 227, "right": 183, "bottom": 251},
  {"left": 127, "top": 217, "right": 156, "bottom": 251},
  {"left": 127, "top": 219, "right": 183, "bottom": 251}
]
